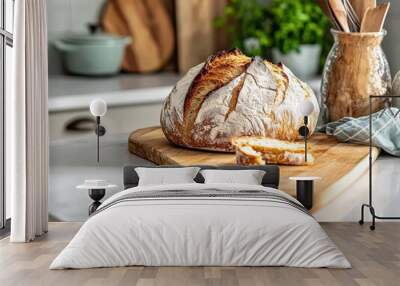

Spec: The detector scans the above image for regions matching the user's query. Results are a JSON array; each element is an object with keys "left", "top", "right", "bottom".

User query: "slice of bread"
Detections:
[
  {"left": 232, "top": 137, "right": 314, "bottom": 166},
  {"left": 236, "top": 145, "right": 265, "bottom": 166}
]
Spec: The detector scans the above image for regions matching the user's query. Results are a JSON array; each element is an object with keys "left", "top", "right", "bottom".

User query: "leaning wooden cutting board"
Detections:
[
  {"left": 101, "top": 0, "right": 175, "bottom": 73},
  {"left": 129, "top": 127, "right": 380, "bottom": 212}
]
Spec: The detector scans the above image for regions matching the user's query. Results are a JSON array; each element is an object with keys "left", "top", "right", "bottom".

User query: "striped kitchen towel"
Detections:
[{"left": 325, "top": 108, "right": 400, "bottom": 156}]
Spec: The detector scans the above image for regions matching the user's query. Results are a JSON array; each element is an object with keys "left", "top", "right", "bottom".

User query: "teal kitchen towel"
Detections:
[{"left": 326, "top": 108, "right": 400, "bottom": 156}]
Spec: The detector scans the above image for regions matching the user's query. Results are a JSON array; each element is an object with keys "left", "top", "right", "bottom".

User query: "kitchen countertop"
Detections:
[
  {"left": 50, "top": 132, "right": 400, "bottom": 222},
  {"left": 48, "top": 74, "right": 322, "bottom": 113},
  {"left": 48, "top": 73, "right": 180, "bottom": 112}
]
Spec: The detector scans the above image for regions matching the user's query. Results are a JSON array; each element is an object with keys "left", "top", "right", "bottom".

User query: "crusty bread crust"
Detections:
[
  {"left": 160, "top": 49, "right": 320, "bottom": 153},
  {"left": 182, "top": 49, "right": 251, "bottom": 141}
]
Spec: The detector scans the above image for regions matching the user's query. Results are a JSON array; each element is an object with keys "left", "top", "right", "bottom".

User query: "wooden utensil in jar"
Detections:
[
  {"left": 350, "top": 0, "right": 376, "bottom": 22},
  {"left": 328, "top": 0, "right": 350, "bottom": 32},
  {"left": 360, "top": 3, "right": 390, "bottom": 33},
  {"left": 317, "top": 0, "right": 340, "bottom": 30},
  {"left": 343, "top": 0, "right": 360, "bottom": 32}
]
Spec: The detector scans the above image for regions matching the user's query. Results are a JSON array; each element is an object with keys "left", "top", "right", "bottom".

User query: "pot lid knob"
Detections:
[{"left": 87, "top": 23, "right": 100, "bottom": 35}]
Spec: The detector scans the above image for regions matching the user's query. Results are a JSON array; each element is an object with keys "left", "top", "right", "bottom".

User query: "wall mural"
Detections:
[{"left": 47, "top": 0, "right": 399, "bottom": 224}]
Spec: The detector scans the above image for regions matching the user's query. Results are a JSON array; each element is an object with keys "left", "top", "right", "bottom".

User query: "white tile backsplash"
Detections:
[
  {"left": 47, "top": 0, "right": 106, "bottom": 33},
  {"left": 69, "top": 0, "right": 106, "bottom": 33}
]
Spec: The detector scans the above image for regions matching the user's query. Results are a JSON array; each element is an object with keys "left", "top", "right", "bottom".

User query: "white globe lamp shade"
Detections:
[
  {"left": 299, "top": 100, "right": 314, "bottom": 116},
  {"left": 90, "top": 99, "right": 107, "bottom": 117}
]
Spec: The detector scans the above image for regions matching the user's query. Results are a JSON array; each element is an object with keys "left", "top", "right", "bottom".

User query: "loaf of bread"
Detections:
[
  {"left": 161, "top": 49, "right": 320, "bottom": 152},
  {"left": 233, "top": 137, "right": 314, "bottom": 166}
]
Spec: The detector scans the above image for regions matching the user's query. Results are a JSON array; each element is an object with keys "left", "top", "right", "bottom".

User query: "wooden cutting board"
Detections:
[
  {"left": 101, "top": 0, "right": 175, "bottom": 73},
  {"left": 175, "top": 0, "right": 228, "bottom": 73},
  {"left": 129, "top": 127, "right": 380, "bottom": 212}
]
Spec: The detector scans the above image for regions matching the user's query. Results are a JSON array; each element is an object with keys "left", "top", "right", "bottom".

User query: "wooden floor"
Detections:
[{"left": 0, "top": 222, "right": 399, "bottom": 286}]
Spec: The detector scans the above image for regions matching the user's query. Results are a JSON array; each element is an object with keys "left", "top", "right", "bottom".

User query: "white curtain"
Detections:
[{"left": 8, "top": 0, "right": 49, "bottom": 242}]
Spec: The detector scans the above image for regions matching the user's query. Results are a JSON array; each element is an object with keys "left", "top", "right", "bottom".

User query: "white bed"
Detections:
[{"left": 50, "top": 182, "right": 350, "bottom": 269}]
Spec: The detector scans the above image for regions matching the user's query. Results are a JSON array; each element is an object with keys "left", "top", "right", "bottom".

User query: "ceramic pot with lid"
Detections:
[{"left": 54, "top": 24, "right": 130, "bottom": 76}]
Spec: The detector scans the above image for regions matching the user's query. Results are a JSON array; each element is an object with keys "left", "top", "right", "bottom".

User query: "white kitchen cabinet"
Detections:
[{"left": 48, "top": 74, "right": 177, "bottom": 141}]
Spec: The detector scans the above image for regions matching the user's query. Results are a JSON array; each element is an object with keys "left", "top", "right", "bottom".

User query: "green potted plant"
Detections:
[
  {"left": 266, "top": 0, "right": 329, "bottom": 79},
  {"left": 215, "top": 0, "right": 330, "bottom": 79},
  {"left": 214, "top": 0, "right": 270, "bottom": 57}
]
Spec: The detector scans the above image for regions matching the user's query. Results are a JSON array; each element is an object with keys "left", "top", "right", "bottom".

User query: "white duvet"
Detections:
[{"left": 50, "top": 183, "right": 350, "bottom": 269}]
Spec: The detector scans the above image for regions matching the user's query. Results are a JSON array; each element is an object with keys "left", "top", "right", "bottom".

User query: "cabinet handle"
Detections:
[{"left": 65, "top": 117, "right": 96, "bottom": 132}]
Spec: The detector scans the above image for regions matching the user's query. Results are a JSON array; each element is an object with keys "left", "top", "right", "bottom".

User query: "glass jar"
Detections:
[{"left": 321, "top": 30, "right": 391, "bottom": 123}]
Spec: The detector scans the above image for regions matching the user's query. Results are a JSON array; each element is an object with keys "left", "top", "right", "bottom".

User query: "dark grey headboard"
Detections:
[{"left": 123, "top": 165, "right": 280, "bottom": 189}]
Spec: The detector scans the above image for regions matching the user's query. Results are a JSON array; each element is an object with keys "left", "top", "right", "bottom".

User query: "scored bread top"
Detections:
[{"left": 182, "top": 49, "right": 252, "bottom": 141}]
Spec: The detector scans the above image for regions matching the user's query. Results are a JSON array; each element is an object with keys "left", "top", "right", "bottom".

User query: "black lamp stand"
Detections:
[
  {"left": 298, "top": 116, "right": 310, "bottom": 162},
  {"left": 95, "top": 116, "right": 106, "bottom": 162}
]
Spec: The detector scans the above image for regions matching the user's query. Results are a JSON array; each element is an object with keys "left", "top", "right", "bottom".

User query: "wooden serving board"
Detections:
[{"left": 129, "top": 127, "right": 380, "bottom": 212}]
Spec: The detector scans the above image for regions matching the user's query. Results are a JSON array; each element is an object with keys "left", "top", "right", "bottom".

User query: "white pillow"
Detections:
[
  {"left": 135, "top": 167, "right": 200, "bottom": 186},
  {"left": 200, "top": 169, "right": 266, "bottom": 185}
]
